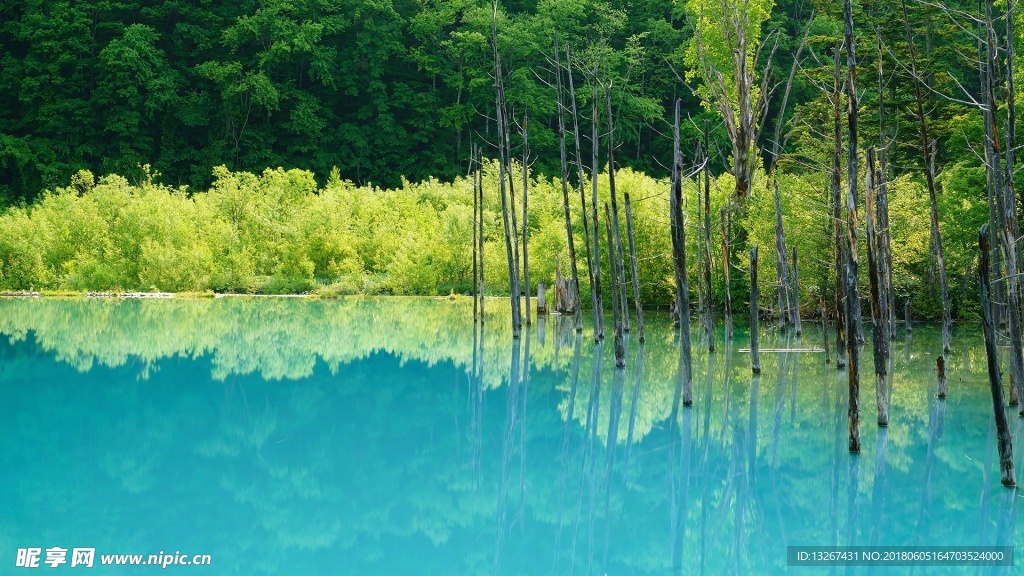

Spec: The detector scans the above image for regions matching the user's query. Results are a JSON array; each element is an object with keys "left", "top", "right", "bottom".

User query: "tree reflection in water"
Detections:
[{"left": 0, "top": 297, "right": 1019, "bottom": 575}]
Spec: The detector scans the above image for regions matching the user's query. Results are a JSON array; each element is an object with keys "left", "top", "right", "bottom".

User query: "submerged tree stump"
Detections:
[
  {"left": 904, "top": 299, "right": 912, "bottom": 334},
  {"left": 937, "top": 355, "right": 947, "bottom": 399},
  {"left": 979, "top": 225, "right": 1015, "bottom": 486},
  {"left": 554, "top": 259, "right": 576, "bottom": 314},
  {"left": 537, "top": 283, "right": 547, "bottom": 315}
]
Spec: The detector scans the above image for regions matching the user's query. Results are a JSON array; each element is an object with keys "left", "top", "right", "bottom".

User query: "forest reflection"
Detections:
[{"left": 0, "top": 297, "right": 1020, "bottom": 574}]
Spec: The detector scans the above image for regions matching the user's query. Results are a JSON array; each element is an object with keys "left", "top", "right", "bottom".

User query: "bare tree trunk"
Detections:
[
  {"left": 490, "top": 1, "right": 520, "bottom": 337},
  {"left": 979, "top": 224, "right": 1016, "bottom": 486},
  {"left": 1006, "top": 0, "right": 1020, "bottom": 272},
  {"left": 605, "top": 205, "right": 625, "bottom": 368},
  {"left": 522, "top": 114, "right": 531, "bottom": 326},
  {"left": 901, "top": 0, "right": 951, "bottom": 354},
  {"left": 565, "top": 47, "right": 597, "bottom": 337},
  {"left": 750, "top": 246, "right": 762, "bottom": 374},
  {"left": 624, "top": 191, "right": 645, "bottom": 343},
  {"left": 772, "top": 178, "right": 792, "bottom": 329},
  {"left": 722, "top": 205, "right": 734, "bottom": 339},
  {"left": 702, "top": 120, "right": 715, "bottom": 351},
  {"left": 478, "top": 146, "right": 485, "bottom": 324},
  {"left": 791, "top": 247, "right": 801, "bottom": 336},
  {"left": 844, "top": 0, "right": 861, "bottom": 453},
  {"left": 553, "top": 37, "right": 583, "bottom": 332},
  {"left": 876, "top": 31, "right": 896, "bottom": 340},
  {"left": 590, "top": 78, "right": 605, "bottom": 341},
  {"left": 822, "top": 298, "right": 831, "bottom": 364},
  {"left": 767, "top": 16, "right": 812, "bottom": 332},
  {"left": 866, "top": 147, "right": 888, "bottom": 427},
  {"left": 473, "top": 143, "right": 479, "bottom": 323},
  {"left": 984, "top": 0, "right": 1024, "bottom": 412},
  {"left": 697, "top": 171, "right": 706, "bottom": 332},
  {"left": 606, "top": 87, "right": 629, "bottom": 333},
  {"left": 832, "top": 45, "right": 848, "bottom": 370},
  {"left": 670, "top": 99, "right": 694, "bottom": 405},
  {"left": 904, "top": 299, "right": 911, "bottom": 333}
]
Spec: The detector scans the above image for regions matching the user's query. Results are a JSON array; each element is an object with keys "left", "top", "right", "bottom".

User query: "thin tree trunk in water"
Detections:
[
  {"left": 791, "top": 247, "right": 801, "bottom": 336},
  {"left": 702, "top": 121, "right": 714, "bottom": 351},
  {"left": 565, "top": 47, "right": 596, "bottom": 336},
  {"left": 876, "top": 31, "right": 896, "bottom": 340},
  {"left": 750, "top": 246, "right": 761, "bottom": 374},
  {"left": 984, "top": 0, "right": 1024, "bottom": 412},
  {"left": 591, "top": 78, "right": 604, "bottom": 341},
  {"left": 722, "top": 205, "right": 734, "bottom": 339},
  {"left": 490, "top": 1, "right": 520, "bottom": 337},
  {"left": 772, "top": 178, "right": 792, "bottom": 329},
  {"left": 822, "top": 298, "right": 831, "bottom": 364},
  {"left": 522, "top": 114, "right": 531, "bottom": 326},
  {"left": 624, "top": 192, "right": 645, "bottom": 343},
  {"left": 606, "top": 87, "right": 629, "bottom": 333},
  {"left": 832, "top": 45, "right": 848, "bottom": 369},
  {"left": 473, "top": 143, "right": 479, "bottom": 323},
  {"left": 845, "top": 0, "right": 863, "bottom": 350},
  {"left": 866, "top": 147, "right": 888, "bottom": 427},
  {"left": 905, "top": 299, "right": 911, "bottom": 333},
  {"left": 978, "top": 13, "right": 1007, "bottom": 333},
  {"left": 553, "top": 36, "right": 582, "bottom": 332},
  {"left": 768, "top": 15, "right": 811, "bottom": 332},
  {"left": 670, "top": 100, "right": 693, "bottom": 405},
  {"left": 1006, "top": 0, "right": 1020, "bottom": 274},
  {"left": 901, "top": 0, "right": 951, "bottom": 354},
  {"left": 844, "top": 0, "right": 861, "bottom": 452},
  {"left": 979, "top": 225, "right": 1016, "bottom": 486},
  {"left": 696, "top": 173, "right": 706, "bottom": 333},
  {"left": 478, "top": 147, "right": 485, "bottom": 324},
  {"left": 605, "top": 205, "right": 625, "bottom": 368}
]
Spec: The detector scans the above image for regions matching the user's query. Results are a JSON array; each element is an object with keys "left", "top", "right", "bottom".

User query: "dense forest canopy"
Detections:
[
  {"left": 0, "top": 0, "right": 870, "bottom": 200},
  {"left": 0, "top": 0, "right": 1016, "bottom": 322}
]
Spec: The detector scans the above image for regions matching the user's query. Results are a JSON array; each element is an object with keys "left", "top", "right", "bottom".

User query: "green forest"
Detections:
[{"left": 0, "top": 0, "right": 1016, "bottom": 322}]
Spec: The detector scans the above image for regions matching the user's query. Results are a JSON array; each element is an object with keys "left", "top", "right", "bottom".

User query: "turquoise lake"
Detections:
[{"left": 0, "top": 297, "right": 1021, "bottom": 574}]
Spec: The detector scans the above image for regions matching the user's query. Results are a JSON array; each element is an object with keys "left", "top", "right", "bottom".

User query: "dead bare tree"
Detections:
[
  {"left": 624, "top": 191, "right": 645, "bottom": 343},
  {"left": 844, "top": 0, "right": 861, "bottom": 453},
  {"left": 606, "top": 204, "right": 626, "bottom": 368},
  {"left": 566, "top": 46, "right": 597, "bottom": 335},
  {"left": 722, "top": 204, "right": 734, "bottom": 339},
  {"left": 590, "top": 71, "right": 605, "bottom": 342},
  {"left": 767, "top": 15, "right": 812, "bottom": 331},
  {"left": 606, "top": 86, "right": 630, "bottom": 332},
  {"left": 478, "top": 145, "right": 485, "bottom": 324},
  {"left": 702, "top": 121, "right": 715, "bottom": 351},
  {"left": 866, "top": 147, "right": 888, "bottom": 427},
  {"left": 979, "top": 225, "right": 1016, "bottom": 486},
  {"left": 831, "top": 45, "right": 848, "bottom": 370},
  {"left": 553, "top": 35, "right": 583, "bottom": 332},
  {"left": 473, "top": 142, "right": 480, "bottom": 323},
  {"left": 900, "top": 0, "right": 951, "bottom": 354},
  {"left": 751, "top": 245, "right": 762, "bottom": 375},
  {"left": 670, "top": 99, "right": 694, "bottom": 405},
  {"left": 982, "top": 0, "right": 1024, "bottom": 409},
  {"left": 875, "top": 30, "right": 895, "bottom": 341},
  {"left": 521, "top": 113, "right": 531, "bottom": 326},
  {"left": 490, "top": 0, "right": 521, "bottom": 337}
]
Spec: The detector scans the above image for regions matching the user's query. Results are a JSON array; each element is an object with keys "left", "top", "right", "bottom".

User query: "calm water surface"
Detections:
[{"left": 0, "top": 297, "right": 1020, "bottom": 574}]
